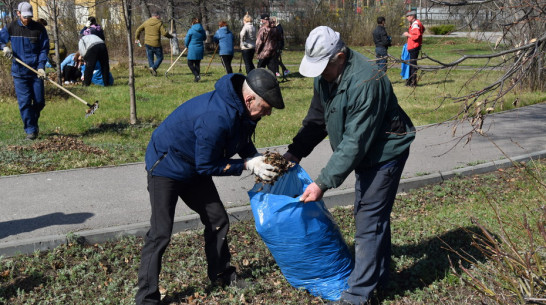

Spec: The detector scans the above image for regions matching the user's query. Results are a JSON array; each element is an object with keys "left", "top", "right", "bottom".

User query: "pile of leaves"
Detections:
[
  {"left": 255, "top": 150, "right": 295, "bottom": 185},
  {"left": 8, "top": 135, "right": 104, "bottom": 154}
]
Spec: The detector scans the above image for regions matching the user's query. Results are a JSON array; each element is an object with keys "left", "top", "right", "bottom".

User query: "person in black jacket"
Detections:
[{"left": 372, "top": 16, "right": 391, "bottom": 73}]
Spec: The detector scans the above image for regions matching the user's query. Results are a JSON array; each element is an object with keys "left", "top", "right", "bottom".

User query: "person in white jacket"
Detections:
[
  {"left": 78, "top": 34, "right": 110, "bottom": 86},
  {"left": 239, "top": 13, "right": 256, "bottom": 74}
]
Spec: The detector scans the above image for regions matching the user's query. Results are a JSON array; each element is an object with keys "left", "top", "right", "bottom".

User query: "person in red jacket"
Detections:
[{"left": 403, "top": 11, "right": 424, "bottom": 87}]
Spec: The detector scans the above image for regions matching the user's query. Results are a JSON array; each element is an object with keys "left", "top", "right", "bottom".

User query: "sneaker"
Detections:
[
  {"left": 284, "top": 70, "right": 290, "bottom": 76},
  {"left": 275, "top": 72, "right": 281, "bottom": 77},
  {"left": 149, "top": 67, "right": 157, "bottom": 76},
  {"left": 194, "top": 75, "right": 201, "bottom": 82},
  {"left": 64, "top": 81, "right": 70, "bottom": 85},
  {"left": 26, "top": 132, "right": 38, "bottom": 140}
]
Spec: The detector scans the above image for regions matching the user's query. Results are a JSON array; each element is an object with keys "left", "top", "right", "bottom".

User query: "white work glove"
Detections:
[
  {"left": 37, "top": 69, "right": 46, "bottom": 80},
  {"left": 3, "top": 46, "right": 12, "bottom": 59},
  {"left": 245, "top": 154, "right": 279, "bottom": 181}
]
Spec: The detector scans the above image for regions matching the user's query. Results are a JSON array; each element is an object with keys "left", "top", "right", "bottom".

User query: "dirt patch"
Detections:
[{"left": 7, "top": 135, "right": 105, "bottom": 154}]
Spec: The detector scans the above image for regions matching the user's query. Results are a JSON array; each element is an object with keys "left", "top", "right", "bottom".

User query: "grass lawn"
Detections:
[
  {"left": 0, "top": 157, "right": 543, "bottom": 304},
  {"left": 1, "top": 36, "right": 544, "bottom": 176}
]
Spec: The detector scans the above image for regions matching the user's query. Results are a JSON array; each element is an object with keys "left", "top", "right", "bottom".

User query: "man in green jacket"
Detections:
[
  {"left": 135, "top": 12, "right": 173, "bottom": 76},
  {"left": 284, "top": 26, "right": 415, "bottom": 304}
]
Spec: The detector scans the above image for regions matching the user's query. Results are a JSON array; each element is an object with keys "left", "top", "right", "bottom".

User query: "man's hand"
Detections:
[
  {"left": 283, "top": 152, "right": 300, "bottom": 164},
  {"left": 299, "top": 182, "right": 324, "bottom": 203},
  {"left": 245, "top": 154, "right": 279, "bottom": 181},
  {"left": 402, "top": 32, "right": 410, "bottom": 37},
  {"left": 3, "top": 47, "right": 12, "bottom": 59},
  {"left": 37, "top": 69, "right": 46, "bottom": 80}
]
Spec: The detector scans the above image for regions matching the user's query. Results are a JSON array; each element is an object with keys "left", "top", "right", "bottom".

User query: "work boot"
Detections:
[{"left": 26, "top": 132, "right": 38, "bottom": 140}]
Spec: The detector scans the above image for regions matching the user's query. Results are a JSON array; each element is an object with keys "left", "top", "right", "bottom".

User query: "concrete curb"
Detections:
[{"left": 2, "top": 150, "right": 545, "bottom": 257}]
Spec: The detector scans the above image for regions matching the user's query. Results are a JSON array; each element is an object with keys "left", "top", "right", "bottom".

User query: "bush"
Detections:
[
  {"left": 429, "top": 24, "right": 456, "bottom": 35},
  {"left": 0, "top": 57, "right": 15, "bottom": 98}
]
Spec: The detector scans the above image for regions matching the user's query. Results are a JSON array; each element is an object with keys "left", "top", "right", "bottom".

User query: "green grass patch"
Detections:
[{"left": 1, "top": 37, "right": 544, "bottom": 176}]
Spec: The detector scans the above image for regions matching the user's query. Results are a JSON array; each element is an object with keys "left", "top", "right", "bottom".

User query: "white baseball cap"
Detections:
[
  {"left": 299, "top": 26, "right": 345, "bottom": 77},
  {"left": 18, "top": 2, "right": 33, "bottom": 18}
]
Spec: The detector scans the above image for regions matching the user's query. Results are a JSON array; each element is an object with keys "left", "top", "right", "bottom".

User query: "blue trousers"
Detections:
[
  {"left": 13, "top": 76, "right": 45, "bottom": 135},
  {"left": 145, "top": 45, "right": 164, "bottom": 70},
  {"left": 375, "top": 46, "right": 388, "bottom": 73},
  {"left": 341, "top": 149, "right": 409, "bottom": 304}
]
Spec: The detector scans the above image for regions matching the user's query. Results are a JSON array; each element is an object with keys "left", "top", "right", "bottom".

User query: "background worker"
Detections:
[
  {"left": 255, "top": 14, "right": 279, "bottom": 73},
  {"left": 239, "top": 13, "right": 256, "bottom": 74},
  {"left": 78, "top": 33, "right": 110, "bottom": 86},
  {"left": 184, "top": 17, "right": 206, "bottom": 82},
  {"left": 284, "top": 26, "right": 415, "bottom": 304},
  {"left": 0, "top": 1, "right": 49, "bottom": 140},
  {"left": 136, "top": 68, "right": 284, "bottom": 304},
  {"left": 270, "top": 16, "right": 289, "bottom": 77},
  {"left": 403, "top": 11, "right": 424, "bottom": 87},
  {"left": 135, "top": 12, "right": 173, "bottom": 76},
  {"left": 372, "top": 16, "right": 392, "bottom": 73},
  {"left": 80, "top": 16, "right": 105, "bottom": 40},
  {"left": 213, "top": 20, "right": 234, "bottom": 75}
]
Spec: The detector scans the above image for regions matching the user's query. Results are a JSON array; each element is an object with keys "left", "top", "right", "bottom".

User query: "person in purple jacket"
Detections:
[{"left": 136, "top": 68, "right": 284, "bottom": 305}]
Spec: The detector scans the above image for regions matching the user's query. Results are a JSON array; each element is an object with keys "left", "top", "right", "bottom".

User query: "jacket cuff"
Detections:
[{"left": 314, "top": 178, "right": 329, "bottom": 192}]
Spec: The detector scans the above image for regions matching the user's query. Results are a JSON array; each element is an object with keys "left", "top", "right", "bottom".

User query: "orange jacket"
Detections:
[{"left": 407, "top": 19, "right": 424, "bottom": 50}]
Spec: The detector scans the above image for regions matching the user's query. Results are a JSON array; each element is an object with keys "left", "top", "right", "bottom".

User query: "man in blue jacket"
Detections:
[
  {"left": 1, "top": 2, "right": 49, "bottom": 140},
  {"left": 136, "top": 68, "right": 284, "bottom": 305},
  {"left": 284, "top": 26, "right": 415, "bottom": 304}
]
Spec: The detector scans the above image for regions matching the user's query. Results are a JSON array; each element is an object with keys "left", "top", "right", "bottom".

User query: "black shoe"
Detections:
[
  {"left": 26, "top": 132, "right": 38, "bottom": 140},
  {"left": 213, "top": 267, "right": 251, "bottom": 289},
  {"left": 194, "top": 75, "right": 201, "bottom": 82}
]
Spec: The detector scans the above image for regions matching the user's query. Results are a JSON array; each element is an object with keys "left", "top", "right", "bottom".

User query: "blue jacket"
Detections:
[
  {"left": 184, "top": 23, "right": 206, "bottom": 60},
  {"left": 60, "top": 53, "right": 78, "bottom": 72},
  {"left": 0, "top": 19, "right": 49, "bottom": 78},
  {"left": 145, "top": 73, "right": 259, "bottom": 181},
  {"left": 213, "top": 26, "right": 234, "bottom": 56},
  {"left": 81, "top": 61, "right": 113, "bottom": 86}
]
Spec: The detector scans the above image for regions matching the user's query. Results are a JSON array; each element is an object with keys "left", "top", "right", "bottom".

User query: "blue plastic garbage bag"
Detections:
[
  {"left": 248, "top": 165, "right": 354, "bottom": 301},
  {"left": 400, "top": 43, "right": 410, "bottom": 80}
]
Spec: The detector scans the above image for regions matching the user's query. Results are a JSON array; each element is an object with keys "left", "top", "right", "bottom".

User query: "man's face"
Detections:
[
  {"left": 321, "top": 53, "right": 346, "bottom": 83},
  {"left": 17, "top": 11, "right": 32, "bottom": 26},
  {"left": 406, "top": 15, "right": 415, "bottom": 23},
  {"left": 247, "top": 98, "right": 272, "bottom": 120}
]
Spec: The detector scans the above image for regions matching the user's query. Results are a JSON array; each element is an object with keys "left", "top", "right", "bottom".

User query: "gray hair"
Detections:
[
  {"left": 242, "top": 80, "right": 265, "bottom": 104},
  {"left": 329, "top": 45, "right": 348, "bottom": 63}
]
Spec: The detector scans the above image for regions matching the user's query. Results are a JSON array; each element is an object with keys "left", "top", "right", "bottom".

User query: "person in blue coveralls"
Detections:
[
  {"left": 213, "top": 20, "right": 234, "bottom": 74},
  {"left": 135, "top": 68, "right": 285, "bottom": 305},
  {"left": 80, "top": 61, "right": 113, "bottom": 86},
  {"left": 0, "top": 2, "right": 49, "bottom": 140}
]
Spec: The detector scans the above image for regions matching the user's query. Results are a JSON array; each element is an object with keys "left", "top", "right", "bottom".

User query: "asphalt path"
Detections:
[{"left": 1, "top": 101, "right": 545, "bottom": 257}]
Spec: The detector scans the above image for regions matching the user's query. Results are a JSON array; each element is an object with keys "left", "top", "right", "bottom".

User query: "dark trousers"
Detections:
[
  {"left": 187, "top": 59, "right": 201, "bottom": 77},
  {"left": 407, "top": 47, "right": 420, "bottom": 87},
  {"left": 275, "top": 50, "right": 288, "bottom": 75},
  {"left": 241, "top": 49, "right": 255, "bottom": 74},
  {"left": 13, "top": 76, "right": 45, "bottom": 135},
  {"left": 83, "top": 43, "right": 110, "bottom": 87},
  {"left": 135, "top": 174, "right": 232, "bottom": 305},
  {"left": 375, "top": 46, "right": 388, "bottom": 73},
  {"left": 219, "top": 54, "right": 233, "bottom": 74},
  {"left": 257, "top": 56, "right": 275, "bottom": 74},
  {"left": 145, "top": 45, "right": 164, "bottom": 71},
  {"left": 341, "top": 150, "right": 409, "bottom": 304},
  {"left": 62, "top": 66, "right": 82, "bottom": 83}
]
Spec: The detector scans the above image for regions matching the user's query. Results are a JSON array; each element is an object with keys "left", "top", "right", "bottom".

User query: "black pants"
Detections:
[
  {"left": 407, "top": 47, "right": 420, "bottom": 87},
  {"left": 275, "top": 50, "right": 287, "bottom": 75},
  {"left": 135, "top": 174, "right": 232, "bottom": 305},
  {"left": 219, "top": 55, "right": 233, "bottom": 74},
  {"left": 83, "top": 43, "right": 110, "bottom": 86},
  {"left": 187, "top": 59, "right": 201, "bottom": 77},
  {"left": 241, "top": 49, "right": 255, "bottom": 74},
  {"left": 257, "top": 56, "right": 275, "bottom": 74},
  {"left": 62, "top": 66, "right": 81, "bottom": 83}
]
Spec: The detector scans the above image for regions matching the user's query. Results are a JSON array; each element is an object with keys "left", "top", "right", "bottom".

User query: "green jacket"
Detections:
[
  {"left": 287, "top": 48, "right": 415, "bottom": 191},
  {"left": 135, "top": 17, "right": 173, "bottom": 47}
]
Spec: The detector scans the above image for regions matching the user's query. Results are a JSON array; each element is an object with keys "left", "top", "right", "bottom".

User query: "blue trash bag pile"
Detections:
[{"left": 248, "top": 165, "right": 354, "bottom": 301}]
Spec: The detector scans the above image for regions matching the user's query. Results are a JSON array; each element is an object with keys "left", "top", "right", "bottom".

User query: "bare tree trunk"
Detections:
[
  {"left": 52, "top": 0, "right": 62, "bottom": 85},
  {"left": 167, "top": 0, "right": 180, "bottom": 56},
  {"left": 122, "top": 0, "right": 138, "bottom": 125}
]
